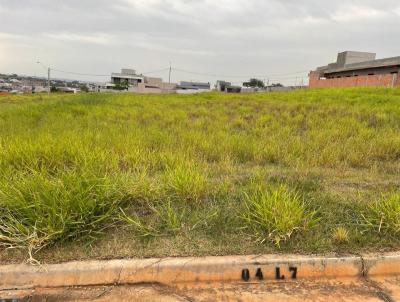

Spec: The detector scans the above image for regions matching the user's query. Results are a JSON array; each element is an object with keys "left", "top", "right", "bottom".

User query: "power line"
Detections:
[
  {"left": 172, "top": 68, "right": 238, "bottom": 78},
  {"left": 171, "top": 67, "right": 309, "bottom": 81},
  {"left": 45, "top": 65, "right": 309, "bottom": 82},
  {"left": 141, "top": 68, "right": 171, "bottom": 75},
  {"left": 51, "top": 69, "right": 109, "bottom": 77},
  {"left": 50, "top": 67, "right": 171, "bottom": 77},
  {"left": 267, "top": 69, "right": 311, "bottom": 77}
]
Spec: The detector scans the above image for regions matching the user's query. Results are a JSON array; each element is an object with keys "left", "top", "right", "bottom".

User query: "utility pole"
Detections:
[
  {"left": 47, "top": 67, "right": 51, "bottom": 96},
  {"left": 37, "top": 61, "right": 50, "bottom": 96},
  {"left": 168, "top": 62, "right": 172, "bottom": 84}
]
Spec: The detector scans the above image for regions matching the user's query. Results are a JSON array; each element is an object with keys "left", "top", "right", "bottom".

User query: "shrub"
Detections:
[{"left": 241, "top": 185, "right": 316, "bottom": 246}]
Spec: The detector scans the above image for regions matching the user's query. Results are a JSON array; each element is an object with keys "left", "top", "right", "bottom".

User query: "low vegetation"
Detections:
[
  {"left": 241, "top": 184, "right": 317, "bottom": 246},
  {"left": 362, "top": 192, "right": 400, "bottom": 235},
  {"left": 332, "top": 226, "right": 350, "bottom": 244},
  {"left": 0, "top": 88, "right": 399, "bottom": 263}
]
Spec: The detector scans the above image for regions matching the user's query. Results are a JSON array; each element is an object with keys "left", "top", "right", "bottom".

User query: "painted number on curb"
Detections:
[{"left": 241, "top": 266, "right": 297, "bottom": 281}]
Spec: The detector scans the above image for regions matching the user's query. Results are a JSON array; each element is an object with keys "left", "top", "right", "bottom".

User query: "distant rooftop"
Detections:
[
  {"left": 111, "top": 68, "right": 143, "bottom": 80},
  {"left": 111, "top": 73, "right": 144, "bottom": 80},
  {"left": 121, "top": 69, "right": 137, "bottom": 75},
  {"left": 178, "top": 81, "right": 211, "bottom": 90},
  {"left": 317, "top": 51, "right": 400, "bottom": 74}
]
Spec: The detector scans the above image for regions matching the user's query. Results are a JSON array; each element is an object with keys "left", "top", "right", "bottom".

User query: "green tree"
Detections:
[
  {"left": 114, "top": 80, "right": 129, "bottom": 91},
  {"left": 243, "top": 78, "right": 265, "bottom": 88},
  {"left": 79, "top": 85, "right": 89, "bottom": 93}
]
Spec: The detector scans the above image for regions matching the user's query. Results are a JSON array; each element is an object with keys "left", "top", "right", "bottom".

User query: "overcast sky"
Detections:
[{"left": 1, "top": 0, "right": 400, "bottom": 85}]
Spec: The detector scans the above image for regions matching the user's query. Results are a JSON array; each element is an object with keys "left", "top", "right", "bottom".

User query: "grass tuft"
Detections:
[
  {"left": 241, "top": 185, "right": 317, "bottom": 247},
  {"left": 361, "top": 192, "right": 400, "bottom": 235},
  {"left": 0, "top": 171, "right": 126, "bottom": 259},
  {"left": 163, "top": 163, "right": 208, "bottom": 202},
  {"left": 332, "top": 226, "right": 350, "bottom": 244}
]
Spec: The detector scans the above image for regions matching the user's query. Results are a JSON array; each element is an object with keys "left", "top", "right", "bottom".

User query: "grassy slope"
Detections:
[{"left": 0, "top": 88, "right": 399, "bottom": 263}]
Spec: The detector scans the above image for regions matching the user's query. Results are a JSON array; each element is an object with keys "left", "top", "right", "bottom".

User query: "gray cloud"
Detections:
[{"left": 0, "top": 0, "right": 399, "bottom": 84}]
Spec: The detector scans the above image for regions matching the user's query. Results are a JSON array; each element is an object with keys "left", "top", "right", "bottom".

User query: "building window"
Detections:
[
  {"left": 368, "top": 73, "right": 374, "bottom": 76},
  {"left": 391, "top": 71, "right": 398, "bottom": 74}
]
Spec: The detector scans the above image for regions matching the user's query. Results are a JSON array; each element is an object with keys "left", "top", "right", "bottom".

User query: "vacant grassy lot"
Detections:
[{"left": 0, "top": 88, "right": 399, "bottom": 263}]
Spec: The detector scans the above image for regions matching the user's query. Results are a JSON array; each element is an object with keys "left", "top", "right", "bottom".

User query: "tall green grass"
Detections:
[
  {"left": 0, "top": 170, "right": 127, "bottom": 259},
  {"left": 0, "top": 88, "right": 399, "bottom": 259},
  {"left": 241, "top": 185, "right": 317, "bottom": 246},
  {"left": 362, "top": 192, "right": 400, "bottom": 235}
]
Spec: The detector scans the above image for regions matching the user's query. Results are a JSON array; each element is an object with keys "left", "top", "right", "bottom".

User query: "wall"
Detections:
[
  {"left": 160, "top": 83, "right": 177, "bottom": 91},
  {"left": 145, "top": 77, "right": 162, "bottom": 86},
  {"left": 136, "top": 83, "right": 177, "bottom": 94},
  {"left": 176, "top": 89, "right": 210, "bottom": 94},
  {"left": 265, "top": 86, "right": 305, "bottom": 92},
  {"left": 309, "top": 71, "right": 399, "bottom": 88},
  {"left": 137, "top": 85, "right": 162, "bottom": 94}
]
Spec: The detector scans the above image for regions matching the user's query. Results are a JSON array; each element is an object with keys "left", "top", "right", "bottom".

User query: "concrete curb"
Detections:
[
  {"left": 363, "top": 252, "right": 400, "bottom": 277},
  {"left": 0, "top": 254, "right": 399, "bottom": 290}
]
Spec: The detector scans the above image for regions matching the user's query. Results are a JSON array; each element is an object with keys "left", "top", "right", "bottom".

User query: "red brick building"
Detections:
[{"left": 309, "top": 51, "right": 400, "bottom": 88}]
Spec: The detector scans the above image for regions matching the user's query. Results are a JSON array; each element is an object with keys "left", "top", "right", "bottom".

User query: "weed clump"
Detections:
[
  {"left": 361, "top": 192, "right": 400, "bottom": 235},
  {"left": 119, "top": 200, "right": 186, "bottom": 238},
  {"left": 163, "top": 163, "right": 208, "bottom": 202},
  {"left": 241, "top": 185, "right": 317, "bottom": 247},
  {"left": 0, "top": 171, "right": 126, "bottom": 260},
  {"left": 332, "top": 226, "right": 350, "bottom": 244}
]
